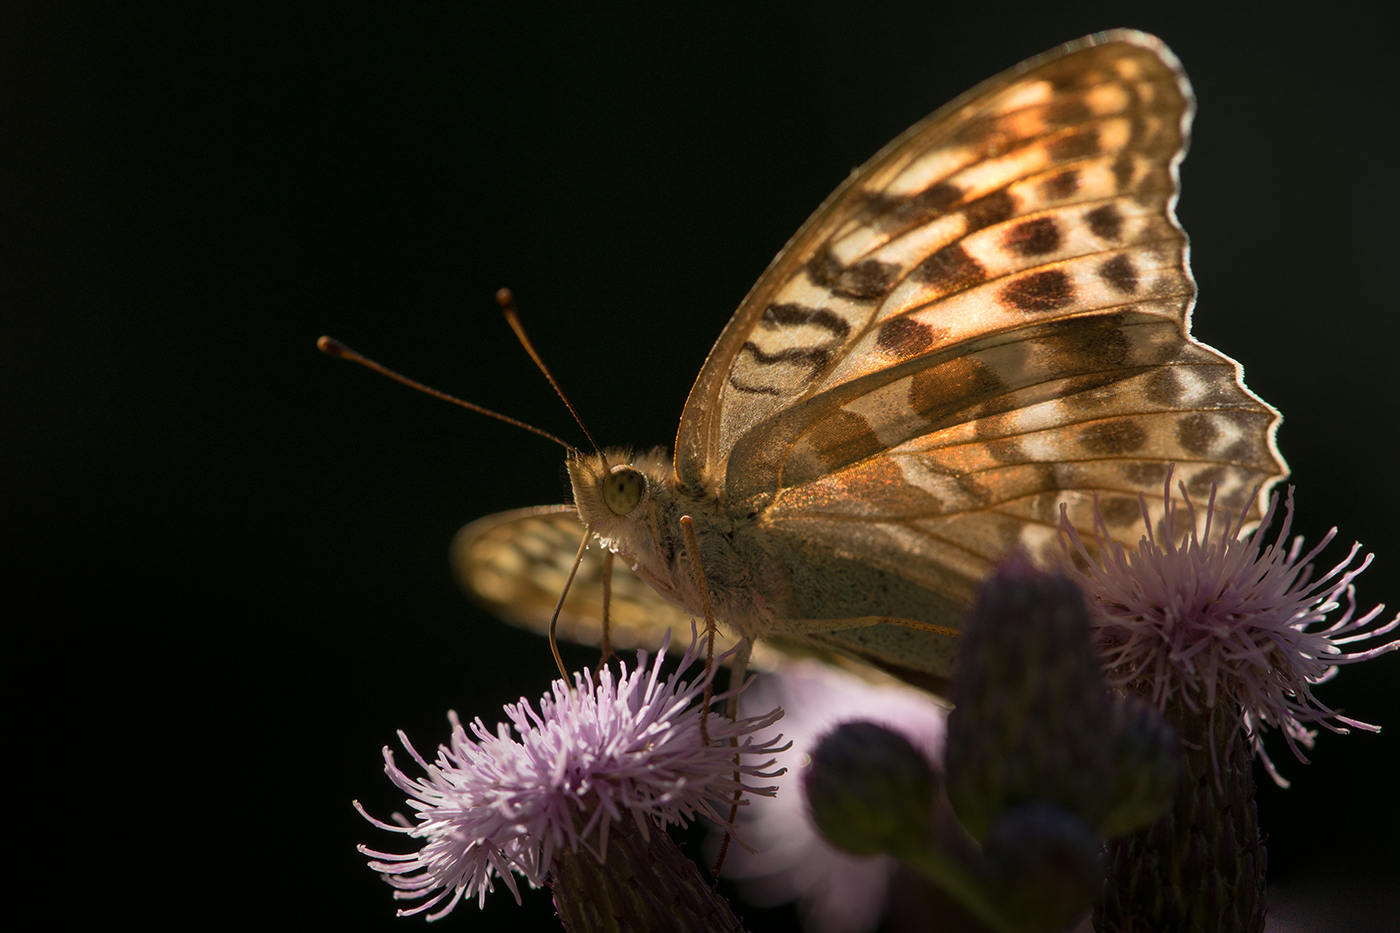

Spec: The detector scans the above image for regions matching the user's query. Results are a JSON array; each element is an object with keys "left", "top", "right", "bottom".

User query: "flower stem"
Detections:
[
  {"left": 551, "top": 817, "right": 748, "bottom": 933},
  {"left": 1095, "top": 704, "right": 1265, "bottom": 932}
]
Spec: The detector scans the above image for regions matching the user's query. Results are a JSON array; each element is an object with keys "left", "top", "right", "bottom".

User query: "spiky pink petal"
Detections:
[
  {"left": 357, "top": 628, "right": 786, "bottom": 919},
  {"left": 1062, "top": 475, "right": 1398, "bottom": 785}
]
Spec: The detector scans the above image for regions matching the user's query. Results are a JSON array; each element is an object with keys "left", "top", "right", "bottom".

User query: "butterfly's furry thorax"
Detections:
[{"left": 567, "top": 447, "right": 791, "bottom": 640}]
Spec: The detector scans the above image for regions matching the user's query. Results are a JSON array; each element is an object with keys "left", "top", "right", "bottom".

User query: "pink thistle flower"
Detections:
[
  {"left": 718, "top": 660, "right": 949, "bottom": 933},
  {"left": 355, "top": 627, "right": 786, "bottom": 920},
  {"left": 1061, "top": 473, "right": 1399, "bottom": 785}
]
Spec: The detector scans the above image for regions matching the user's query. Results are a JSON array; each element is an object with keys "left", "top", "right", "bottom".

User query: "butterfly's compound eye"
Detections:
[{"left": 602, "top": 466, "right": 646, "bottom": 515}]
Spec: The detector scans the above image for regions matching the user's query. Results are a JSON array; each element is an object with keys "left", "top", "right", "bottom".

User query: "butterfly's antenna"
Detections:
[
  {"left": 317, "top": 336, "right": 578, "bottom": 452},
  {"left": 496, "top": 288, "right": 602, "bottom": 454},
  {"left": 545, "top": 525, "right": 595, "bottom": 681}
]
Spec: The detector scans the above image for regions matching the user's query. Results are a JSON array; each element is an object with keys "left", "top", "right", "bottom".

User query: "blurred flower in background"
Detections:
[{"left": 718, "top": 660, "right": 950, "bottom": 933}]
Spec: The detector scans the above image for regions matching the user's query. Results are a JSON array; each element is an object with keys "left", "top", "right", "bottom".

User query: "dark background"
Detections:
[{"left": 6, "top": 3, "right": 1398, "bottom": 930}]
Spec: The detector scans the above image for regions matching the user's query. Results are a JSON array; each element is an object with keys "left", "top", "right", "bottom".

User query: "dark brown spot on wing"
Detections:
[
  {"left": 1057, "top": 374, "right": 1126, "bottom": 413},
  {"left": 1031, "top": 314, "right": 1139, "bottom": 371},
  {"left": 806, "top": 409, "right": 886, "bottom": 468},
  {"left": 1217, "top": 489, "right": 1252, "bottom": 515},
  {"left": 840, "top": 259, "right": 902, "bottom": 299},
  {"left": 1099, "top": 254, "right": 1139, "bottom": 294},
  {"left": 909, "top": 357, "right": 1004, "bottom": 424},
  {"left": 1001, "top": 269, "right": 1074, "bottom": 313},
  {"left": 1175, "top": 412, "right": 1220, "bottom": 456},
  {"left": 1100, "top": 496, "right": 1144, "bottom": 528},
  {"left": 956, "top": 472, "right": 992, "bottom": 505},
  {"left": 1079, "top": 419, "right": 1149, "bottom": 455},
  {"left": 972, "top": 392, "right": 1020, "bottom": 420},
  {"left": 1121, "top": 461, "right": 1170, "bottom": 487},
  {"left": 730, "top": 342, "right": 831, "bottom": 394},
  {"left": 870, "top": 181, "right": 965, "bottom": 232},
  {"left": 964, "top": 189, "right": 1017, "bottom": 232},
  {"left": 1041, "top": 169, "right": 1081, "bottom": 200},
  {"left": 1212, "top": 415, "right": 1275, "bottom": 466},
  {"left": 1004, "top": 217, "right": 1062, "bottom": 257},
  {"left": 907, "top": 181, "right": 964, "bottom": 217},
  {"left": 807, "top": 247, "right": 845, "bottom": 287},
  {"left": 1049, "top": 127, "right": 1100, "bottom": 161},
  {"left": 986, "top": 437, "right": 1027, "bottom": 464},
  {"left": 907, "top": 182, "right": 963, "bottom": 214},
  {"left": 728, "top": 369, "right": 783, "bottom": 395},
  {"left": 1112, "top": 153, "right": 1135, "bottom": 190},
  {"left": 1086, "top": 204, "right": 1124, "bottom": 241},
  {"left": 913, "top": 243, "right": 987, "bottom": 293},
  {"left": 1185, "top": 465, "right": 1229, "bottom": 499},
  {"left": 761, "top": 303, "right": 852, "bottom": 339},
  {"left": 1046, "top": 99, "right": 1094, "bottom": 126},
  {"left": 1143, "top": 368, "right": 1182, "bottom": 405},
  {"left": 877, "top": 317, "right": 937, "bottom": 358},
  {"left": 1021, "top": 463, "right": 1059, "bottom": 502},
  {"left": 807, "top": 248, "right": 901, "bottom": 299}
]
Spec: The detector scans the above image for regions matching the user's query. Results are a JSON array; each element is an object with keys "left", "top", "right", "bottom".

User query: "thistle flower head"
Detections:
[
  {"left": 1062, "top": 473, "right": 1399, "bottom": 784},
  {"left": 356, "top": 627, "right": 786, "bottom": 920}
]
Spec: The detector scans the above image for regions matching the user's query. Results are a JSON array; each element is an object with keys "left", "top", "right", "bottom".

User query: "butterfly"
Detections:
[{"left": 452, "top": 30, "right": 1288, "bottom": 691}]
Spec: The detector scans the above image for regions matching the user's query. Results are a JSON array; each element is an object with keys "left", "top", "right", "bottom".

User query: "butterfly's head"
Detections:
[{"left": 567, "top": 447, "right": 672, "bottom": 549}]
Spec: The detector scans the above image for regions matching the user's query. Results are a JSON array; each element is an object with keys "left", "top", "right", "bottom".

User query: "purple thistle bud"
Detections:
[
  {"left": 355, "top": 627, "right": 786, "bottom": 920},
  {"left": 550, "top": 810, "right": 750, "bottom": 933},
  {"left": 982, "top": 801, "right": 1104, "bottom": 932},
  {"left": 804, "top": 721, "right": 939, "bottom": 857},
  {"left": 943, "top": 555, "right": 1120, "bottom": 840}
]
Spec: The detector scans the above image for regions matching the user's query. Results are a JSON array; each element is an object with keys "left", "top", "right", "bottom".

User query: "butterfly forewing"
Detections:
[
  {"left": 680, "top": 31, "right": 1283, "bottom": 574},
  {"left": 460, "top": 31, "right": 1287, "bottom": 686}
]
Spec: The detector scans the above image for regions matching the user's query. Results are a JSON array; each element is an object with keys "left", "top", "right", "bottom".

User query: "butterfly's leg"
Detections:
[
  {"left": 594, "top": 550, "right": 614, "bottom": 675},
  {"left": 679, "top": 514, "right": 751, "bottom": 874},
  {"left": 679, "top": 515, "right": 721, "bottom": 744},
  {"left": 547, "top": 522, "right": 595, "bottom": 681},
  {"left": 709, "top": 635, "right": 754, "bottom": 878}
]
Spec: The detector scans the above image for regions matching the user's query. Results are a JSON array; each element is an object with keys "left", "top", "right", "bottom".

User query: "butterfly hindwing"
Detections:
[
  {"left": 452, "top": 506, "right": 832, "bottom": 671},
  {"left": 452, "top": 507, "right": 696, "bottom": 655}
]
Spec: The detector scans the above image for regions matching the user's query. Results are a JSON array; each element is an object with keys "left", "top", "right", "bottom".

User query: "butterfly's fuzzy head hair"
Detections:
[{"left": 567, "top": 447, "right": 672, "bottom": 534}]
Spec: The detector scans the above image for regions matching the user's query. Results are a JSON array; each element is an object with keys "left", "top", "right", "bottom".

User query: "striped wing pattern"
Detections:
[{"left": 677, "top": 32, "right": 1285, "bottom": 603}]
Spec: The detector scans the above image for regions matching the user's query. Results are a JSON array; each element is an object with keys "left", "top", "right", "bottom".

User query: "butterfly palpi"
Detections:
[{"left": 452, "top": 30, "right": 1288, "bottom": 692}]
